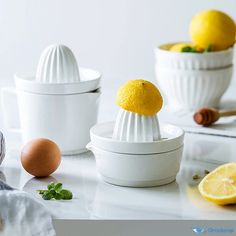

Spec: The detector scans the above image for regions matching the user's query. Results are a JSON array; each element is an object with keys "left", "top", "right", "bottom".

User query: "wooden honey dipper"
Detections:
[{"left": 193, "top": 108, "right": 236, "bottom": 126}]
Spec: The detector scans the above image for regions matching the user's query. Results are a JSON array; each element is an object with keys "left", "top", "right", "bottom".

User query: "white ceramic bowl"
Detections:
[
  {"left": 88, "top": 122, "right": 184, "bottom": 187},
  {"left": 155, "top": 43, "right": 233, "bottom": 70},
  {"left": 156, "top": 66, "right": 233, "bottom": 111},
  {"left": 87, "top": 145, "right": 183, "bottom": 187}
]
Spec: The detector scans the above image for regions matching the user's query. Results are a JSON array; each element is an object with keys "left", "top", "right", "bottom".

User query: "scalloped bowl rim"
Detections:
[{"left": 156, "top": 42, "right": 233, "bottom": 55}]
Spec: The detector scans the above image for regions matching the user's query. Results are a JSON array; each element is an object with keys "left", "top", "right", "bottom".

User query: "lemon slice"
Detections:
[
  {"left": 116, "top": 79, "right": 163, "bottom": 116},
  {"left": 198, "top": 163, "right": 236, "bottom": 205},
  {"left": 170, "top": 42, "right": 203, "bottom": 53},
  {"left": 170, "top": 42, "right": 193, "bottom": 52}
]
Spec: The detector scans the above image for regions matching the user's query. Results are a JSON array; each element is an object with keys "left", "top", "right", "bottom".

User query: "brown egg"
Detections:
[{"left": 21, "top": 138, "right": 61, "bottom": 177}]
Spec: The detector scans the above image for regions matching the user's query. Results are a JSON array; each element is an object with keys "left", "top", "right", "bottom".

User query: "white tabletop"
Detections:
[{"left": 1, "top": 79, "right": 236, "bottom": 220}]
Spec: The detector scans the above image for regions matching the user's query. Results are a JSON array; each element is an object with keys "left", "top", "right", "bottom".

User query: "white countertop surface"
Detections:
[{"left": 1, "top": 79, "right": 236, "bottom": 220}]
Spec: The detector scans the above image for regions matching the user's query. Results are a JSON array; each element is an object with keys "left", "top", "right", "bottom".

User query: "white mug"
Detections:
[{"left": 1, "top": 69, "right": 101, "bottom": 155}]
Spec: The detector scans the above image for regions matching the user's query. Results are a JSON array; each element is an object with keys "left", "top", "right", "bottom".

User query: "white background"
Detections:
[{"left": 0, "top": 0, "right": 235, "bottom": 129}]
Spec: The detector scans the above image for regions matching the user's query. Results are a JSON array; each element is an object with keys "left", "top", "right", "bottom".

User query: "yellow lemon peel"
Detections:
[
  {"left": 198, "top": 162, "right": 236, "bottom": 205},
  {"left": 116, "top": 79, "right": 163, "bottom": 116},
  {"left": 190, "top": 10, "right": 236, "bottom": 51}
]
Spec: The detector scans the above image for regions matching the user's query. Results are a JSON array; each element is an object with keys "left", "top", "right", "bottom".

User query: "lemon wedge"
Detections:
[{"left": 198, "top": 163, "right": 236, "bottom": 205}]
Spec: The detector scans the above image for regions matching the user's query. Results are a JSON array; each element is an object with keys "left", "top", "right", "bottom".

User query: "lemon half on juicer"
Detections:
[
  {"left": 113, "top": 79, "right": 163, "bottom": 142},
  {"left": 116, "top": 79, "right": 163, "bottom": 116}
]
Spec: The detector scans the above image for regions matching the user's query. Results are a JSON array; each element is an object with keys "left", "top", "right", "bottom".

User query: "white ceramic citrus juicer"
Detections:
[
  {"left": 36, "top": 44, "right": 80, "bottom": 84},
  {"left": 113, "top": 110, "right": 160, "bottom": 142},
  {"left": 87, "top": 79, "right": 185, "bottom": 187},
  {"left": 1, "top": 44, "right": 101, "bottom": 155}
]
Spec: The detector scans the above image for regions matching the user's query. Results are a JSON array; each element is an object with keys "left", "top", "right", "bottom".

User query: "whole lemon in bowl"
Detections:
[{"left": 190, "top": 10, "right": 236, "bottom": 51}]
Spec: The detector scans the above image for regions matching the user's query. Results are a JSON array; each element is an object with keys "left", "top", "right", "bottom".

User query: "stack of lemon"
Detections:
[{"left": 155, "top": 10, "right": 235, "bottom": 112}]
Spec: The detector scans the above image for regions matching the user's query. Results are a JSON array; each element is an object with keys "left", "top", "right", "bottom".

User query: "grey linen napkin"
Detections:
[
  {"left": 0, "top": 180, "right": 56, "bottom": 236},
  {"left": 0, "top": 132, "right": 5, "bottom": 166},
  {"left": 0, "top": 181, "right": 13, "bottom": 191},
  {"left": 0, "top": 130, "right": 55, "bottom": 236}
]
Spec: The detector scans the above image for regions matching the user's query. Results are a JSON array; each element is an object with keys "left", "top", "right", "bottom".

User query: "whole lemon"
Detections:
[
  {"left": 116, "top": 79, "right": 163, "bottom": 116},
  {"left": 190, "top": 10, "right": 236, "bottom": 51}
]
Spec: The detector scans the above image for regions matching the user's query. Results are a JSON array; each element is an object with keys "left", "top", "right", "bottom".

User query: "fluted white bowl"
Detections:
[
  {"left": 155, "top": 66, "right": 233, "bottom": 111},
  {"left": 113, "top": 109, "right": 161, "bottom": 142},
  {"left": 36, "top": 44, "right": 80, "bottom": 83},
  {"left": 155, "top": 43, "right": 233, "bottom": 70}
]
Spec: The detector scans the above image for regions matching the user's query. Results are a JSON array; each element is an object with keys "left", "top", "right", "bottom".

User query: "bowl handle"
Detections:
[{"left": 86, "top": 142, "right": 93, "bottom": 151}]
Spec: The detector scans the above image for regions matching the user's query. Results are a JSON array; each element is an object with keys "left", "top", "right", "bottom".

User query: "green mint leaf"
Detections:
[
  {"left": 38, "top": 182, "right": 73, "bottom": 200},
  {"left": 49, "top": 189, "right": 56, "bottom": 196},
  {"left": 60, "top": 189, "right": 73, "bottom": 200},
  {"left": 190, "top": 47, "right": 198, "bottom": 53},
  {"left": 181, "top": 46, "right": 203, "bottom": 53},
  {"left": 54, "top": 183, "right": 63, "bottom": 192},
  {"left": 204, "top": 44, "right": 212, "bottom": 52},
  {"left": 47, "top": 182, "right": 56, "bottom": 190},
  {"left": 37, "top": 190, "right": 47, "bottom": 195},
  {"left": 54, "top": 193, "right": 62, "bottom": 200},
  {"left": 42, "top": 191, "right": 52, "bottom": 200},
  {"left": 181, "top": 46, "right": 192, "bottom": 52}
]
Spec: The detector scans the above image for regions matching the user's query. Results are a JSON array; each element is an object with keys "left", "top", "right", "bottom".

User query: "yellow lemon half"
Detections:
[
  {"left": 190, "top": 10, "right": 236, "bottom": 51},
  {"left": 116, "top": 79, "right": 163, "bottom": 116},
  {"left": 198, "top": 163, "right": 236, "bottom": 205},
  {"left": 170, "top": 42, "right": 204, "bottom": 52}
]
